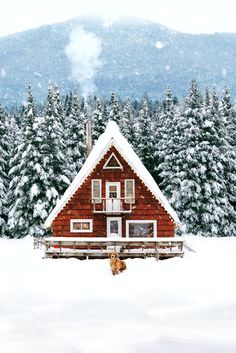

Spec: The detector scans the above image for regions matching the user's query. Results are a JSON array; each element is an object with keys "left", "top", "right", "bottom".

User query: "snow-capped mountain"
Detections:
[{"left": 0, "top": 16, "right": 236, "bottom": 105}]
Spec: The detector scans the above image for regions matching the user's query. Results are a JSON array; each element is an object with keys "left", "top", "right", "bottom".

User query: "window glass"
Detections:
[
  {"left": 71, "top": 220, "right": 92, "bottom": 232},
  {"left": 109, "top": 185, "right": 118, "bottom": 198},
  {"left": 110, "top": 220, "right": 119, "bottom": 234},
  {"left": 125, "top": 180, "right": 135, "bottom": 202},
  {"left": 81, "top": 222, "right": 90, "bottom": 230},
  {"left": 107, "top": 155, "right": 120, "bottom": 167},
  {"left": 129, "top": 222, "right": 154, "bottom": 237},
  {"left": 73, "top": 222, "right": 82, "bottom": 230},
  {"left": 92, "top": 180, "right": 101, "bottom": 202},
  {"left": 104, "top": 153, "right": 122, "bottom": 169}
]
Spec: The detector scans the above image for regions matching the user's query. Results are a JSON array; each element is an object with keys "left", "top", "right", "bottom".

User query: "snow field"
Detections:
[{"left": 0, "top": 236, "right": 236, "bottom": 353}]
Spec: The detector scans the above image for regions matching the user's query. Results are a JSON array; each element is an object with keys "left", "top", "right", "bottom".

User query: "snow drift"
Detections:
[{"left": 0, "top": 236, "right": 235, "bottom": 353}]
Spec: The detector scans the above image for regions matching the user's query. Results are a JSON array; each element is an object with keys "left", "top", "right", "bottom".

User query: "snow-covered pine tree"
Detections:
[
  {"left": 172, "top": 81, "right": 204, "bottom": 234},
  {"left": 195, "top": 87, "right": 236, "bottom": 236},
  {"left": 40, "top": 83, "right": 70, "bottom": 196},
  {"left": 80, "top": 96, "right": 90, "bottom": 124},
  {"left": 159, "top": 81, "right": 204, "bottom": 234},
  {"left": 7, "top": 85, "right": 54, "bottom": 237},
  {"left": 102, "top": 100, "right": 110, "bottom": 126},
  {"left": 218, "top": 89, "right": 236, "bottom": 232},
  {"left": 120, "top": 97, "right": 137, "bottom": 147},
  {"left": 160, "top": 82, "right": 235, "bottom": 236},
  {"left": 64, "top": 91, "right": 73, "bottom": 117},
  {"left": 109, "top": 92, "right": 121, "bottom": 124},
  {"left": 54, "top": 84, "right": 66, "bottom": 129},
  {"left": 154, "top": 87, "right": 179, "bottom": 184},
  {"left": 220, "top": 87, "right": 232, "bottom": 126},
  {"left": 136, "top": 99, "right": 155, "bottom": 176},
  {"left": 64, "top": 89, "right": 86, "bottom": 180},
  {"left": 92, "top": 97, "right": 105, "bottom": 143},
  {"left": 0, "top": 105, "right": 10, "bottom": 236},
  {"left": 229, "top": 103, "right": 236, "bottom": 147},
  {"left": 7, "top": 115, "right": 23, "bottom": 238},
  {"left": 4, "top": 115, "right": 20, "bottom": 238}
]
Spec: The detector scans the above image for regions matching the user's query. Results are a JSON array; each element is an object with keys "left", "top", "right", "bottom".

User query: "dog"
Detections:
[{"left": 109, "top": 252, "right": 127, "bottom": 275}]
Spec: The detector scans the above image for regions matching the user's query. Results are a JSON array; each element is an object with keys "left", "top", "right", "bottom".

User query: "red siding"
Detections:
[{"left": 52, "top": 146, "right": 175, "bottom": 237}]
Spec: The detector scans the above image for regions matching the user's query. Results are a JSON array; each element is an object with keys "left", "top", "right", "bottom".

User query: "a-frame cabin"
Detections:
[{"left": 43, "top": 121, "right": 183, "bottom": 259}]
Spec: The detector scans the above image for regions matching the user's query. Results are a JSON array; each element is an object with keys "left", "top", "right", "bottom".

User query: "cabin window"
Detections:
[
  {"left": 126, "top": 220, "right": 157, "bottom": 238},
  {"left": 92, "top": 179, "right": 102, "bottom": 203},
  {"left": 70, "top": 219, "right": 93, "bottom": 233},
  {"left": 125, "top": 179, "right": 135, "bottom": 203},
  {"left": 103, "top": 153, "right": 123, "bottom": 169}
]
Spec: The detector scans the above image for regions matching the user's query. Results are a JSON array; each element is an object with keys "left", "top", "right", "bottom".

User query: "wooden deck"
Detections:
[{"left": 35, "top": 237, "right": 184, "bottom": 259}]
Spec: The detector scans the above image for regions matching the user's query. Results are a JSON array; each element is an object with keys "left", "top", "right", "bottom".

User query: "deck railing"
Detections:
[
  {"left": 92, "top": 197, "right": 134, "bottom": 213},
  {"left": 40, "top": 237, "right": 184, "bottom": 259}
]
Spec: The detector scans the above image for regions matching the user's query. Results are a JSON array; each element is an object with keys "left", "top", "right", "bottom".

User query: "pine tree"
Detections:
[
  {"left": 136, "top": 99, "right": 155, "bottom": 175},
  {"left": 0, "top": 105, "right": 10, "bottom": 236},
  {"left": 64, "top": 90, "right": 86, "bottom": 180},
  {"left": 120, "top": 97, "right": 137, "bottom": 147},
  {"left": 64, "top": 91, "right": 73, "bottom": 117},
  {"left": 154, "top": 87, "right": 179, "bottom": 184},
  {"left": 196, "top": 87, "right": 235, "bottom": 236},
  {"left": 159, "top": 82, "right": 236, "bottom": 236},
  {"left": 92, "top": 98, "right": 105, "bottom": 143},
  {"left": 220, "top": 89, "right": 236, "bottom": 230},
  {"left": 214, "top": 87, "right": 236, "bottom": 234},
  {"left": 109, "top": 93, "right": 121, "bottom": 124},
  {"left": 102, "top": 101, "right": 110, "bottom": 126},
  {"left": 7, "top": 84, "right": 72, "bottom": 238},
  {"left": 40, "top": 83, "right": 70, "bottom": 196},
  {"left": 7, "top": 85, "right": 46, "bottom": 237},
  {"left": 229, "top": 104, "right": 236, "bottom": 147},
  {"left": 54, "top": 84, "right": 65, "bottom": 129},
  {"left": 220, "top": 87, "right": 232, "bottom": 125},
  {"left": 172, "top": 81, "right": 205, "bottom": 233},
  {"left": 158, "top": 81, "right": 203, "bottom": 233}
]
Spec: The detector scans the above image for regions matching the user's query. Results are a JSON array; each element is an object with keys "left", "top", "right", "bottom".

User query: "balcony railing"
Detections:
[{"left": 92, "top": 197, "right": 134, "bottom": 214}]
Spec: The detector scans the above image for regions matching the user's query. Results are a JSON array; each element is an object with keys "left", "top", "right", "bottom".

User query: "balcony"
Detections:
[{"left": 92, "top": 198, "right": 134, "bottom": 214}]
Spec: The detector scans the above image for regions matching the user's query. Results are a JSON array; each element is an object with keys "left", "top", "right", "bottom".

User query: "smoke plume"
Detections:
[{"left": 65, "top": 27, "right": 103, "bottom": 97}]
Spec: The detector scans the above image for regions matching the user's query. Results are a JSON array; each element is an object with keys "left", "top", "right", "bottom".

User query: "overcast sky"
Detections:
[{"left": 1, "top": 0, "right": 236, "bottom": 37}]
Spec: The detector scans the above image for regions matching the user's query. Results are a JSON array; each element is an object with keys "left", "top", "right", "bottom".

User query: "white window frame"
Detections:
[
  {"left": 91, "top": 179, "right": 102, "bottom": 203},
  {"left": 103, "top": 152, "right": 123, "bottom": 169},
  {"left": 126, "top": 220, "right": 157, "bottom": 238},
  {"left": 70, "top": 219, "right": 93, "bottom": 233},
  {"left": 125, "top": 179, "right": 135, "bottom": 203}
]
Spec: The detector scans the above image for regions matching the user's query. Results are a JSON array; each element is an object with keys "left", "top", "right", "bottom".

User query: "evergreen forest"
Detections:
[{"left": 0, "top": 80, "right": 235, "bottom": 238}]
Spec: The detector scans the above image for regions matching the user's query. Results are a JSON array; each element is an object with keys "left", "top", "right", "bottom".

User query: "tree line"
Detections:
[{"left": 0, "top": 80, "right": 235, "bottom": 238}]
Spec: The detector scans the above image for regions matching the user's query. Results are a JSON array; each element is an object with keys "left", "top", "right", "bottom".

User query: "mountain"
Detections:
[{"left": 1, "top": 16, "right": 236, "bottom": 105}]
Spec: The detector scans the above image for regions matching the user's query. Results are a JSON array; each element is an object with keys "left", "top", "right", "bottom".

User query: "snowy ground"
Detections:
[{"left": 0, "top": 236, "right": 236, "bottom": 353}]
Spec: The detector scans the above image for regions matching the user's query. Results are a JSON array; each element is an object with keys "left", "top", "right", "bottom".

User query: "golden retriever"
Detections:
[{"left": 109, "top": 252, "right": 127, "bottom": 275}]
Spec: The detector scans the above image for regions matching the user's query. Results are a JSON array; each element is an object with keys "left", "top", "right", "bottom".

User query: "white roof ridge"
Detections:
[{"left": 44, "top": 120, "right": 180, "bottom": 229}]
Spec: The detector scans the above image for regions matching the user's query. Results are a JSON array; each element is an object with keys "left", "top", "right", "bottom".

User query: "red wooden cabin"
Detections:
[{"left": 43, "top": 121, "right": 182, "bottom": 258}]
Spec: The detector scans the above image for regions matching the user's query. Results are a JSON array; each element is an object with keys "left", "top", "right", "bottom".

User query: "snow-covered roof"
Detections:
[{"left": 44, "top": 121, "right": 180, "bottom": 228}]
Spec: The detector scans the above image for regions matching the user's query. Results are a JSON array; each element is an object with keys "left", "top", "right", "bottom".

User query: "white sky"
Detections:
[{"left": 1, "top": 0, "right": 236, "bottom": 37}]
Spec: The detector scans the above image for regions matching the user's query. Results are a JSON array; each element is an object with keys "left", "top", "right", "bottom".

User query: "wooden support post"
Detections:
[{"left": 155, "top": 244, "right": 159, "bottom": 261}]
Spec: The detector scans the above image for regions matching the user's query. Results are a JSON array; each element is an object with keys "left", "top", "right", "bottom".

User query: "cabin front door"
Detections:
[
  {"left": 106, "top": 182, "right": 121, "bottom": 212},
  {"left": 107, "top": 217, "right": 122, "bottom": 251}
]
